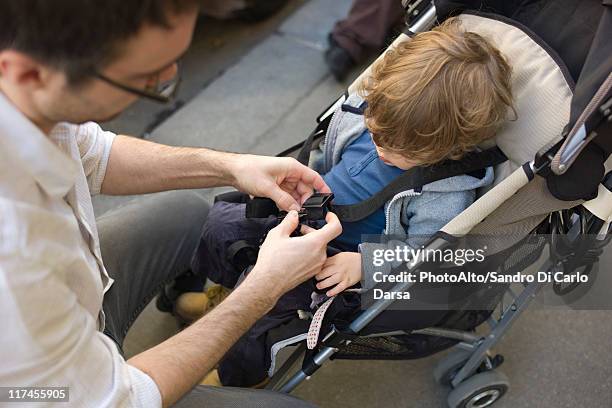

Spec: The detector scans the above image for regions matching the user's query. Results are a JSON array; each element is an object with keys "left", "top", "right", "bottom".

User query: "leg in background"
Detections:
[{"left": 326, "top": 0, "right": 405, "bottom": 80}]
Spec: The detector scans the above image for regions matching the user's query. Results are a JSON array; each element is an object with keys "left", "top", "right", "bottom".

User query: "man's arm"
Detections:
[
  {"left": 101, "top": 135, "right": 330, "bottom": 211},
  {"left": 128, "top": 210, "right": 342, "bottom": 407},
  {"left": 128, "top": 273, "right": 276, "bottom": 406},
  {"left": 101, "top": 135, "right": 239, "bottom": 194}
]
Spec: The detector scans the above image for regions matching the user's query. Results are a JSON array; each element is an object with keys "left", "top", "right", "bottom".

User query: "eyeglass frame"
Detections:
[{"left": 91, "top": 61, "right": 182, "bottom": 104}]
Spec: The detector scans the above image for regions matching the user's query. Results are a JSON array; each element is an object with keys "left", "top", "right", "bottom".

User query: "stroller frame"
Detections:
[{"left": 264, "top": 3, "right": 612, "bottom": 408}]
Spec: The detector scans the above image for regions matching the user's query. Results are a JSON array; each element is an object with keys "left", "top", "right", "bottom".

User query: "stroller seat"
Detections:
[
  {"left": 266, "top": 6, "right": 573, "bottom": 366},
  {"left": 254, "top": 3, "right": 612, "bottom": 408}
]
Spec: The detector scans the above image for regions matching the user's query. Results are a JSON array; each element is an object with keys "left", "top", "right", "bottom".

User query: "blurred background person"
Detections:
[
  {"left": 325, "top": 0, "right": 405, "bottom": 80},
  {"left": 201, "top": 0, "right": 289, "bottom": 22}
]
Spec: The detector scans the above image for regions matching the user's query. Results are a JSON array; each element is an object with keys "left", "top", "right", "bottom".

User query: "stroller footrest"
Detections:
[{"left": 320, "top": 324, "right": 359, "bottom": 349}]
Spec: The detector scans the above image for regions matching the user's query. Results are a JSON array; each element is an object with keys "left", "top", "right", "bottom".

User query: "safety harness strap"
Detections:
[
  {"left": 296, "top": 95, "right": 365, "bottom": 166},
  {"left": 332, "top": 147, "right": 508, "bottom": 222}
]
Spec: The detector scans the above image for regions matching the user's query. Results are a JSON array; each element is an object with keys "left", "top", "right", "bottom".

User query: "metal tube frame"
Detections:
[
  {"left": 268, "top": 0, "right": 612, "bottom": 396},
  {"left": 272, "top": 206, "right": 610, "bottom": 393}
]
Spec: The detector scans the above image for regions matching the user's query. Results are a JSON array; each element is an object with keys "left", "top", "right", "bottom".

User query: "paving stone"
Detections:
[
  {"left": 279, "top": 0, "right": 353, "bottom": 49},
  {"left": 149, "top": 34, "right": 327, "bottom": 151},
  {"left": 101, "top": 1, "right": 307, "bottom": 137}
]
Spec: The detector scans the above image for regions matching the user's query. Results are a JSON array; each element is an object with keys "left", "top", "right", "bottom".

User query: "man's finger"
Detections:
[
  {"left": 325, "top": 253, "right": 339, "bottom": 265},
  {"left": 268, "top": 184, "right": 300, "bottom": 211},
  {"left": 272, "top": 210, "right": 300, "bottom": 236},
  {"left": 290, "top": 163, "right": 331, "bottom": 194},
  {"left": 308, "top": 211, "right": 342, "bottom": 243},
  {"left": 291, "top": 190, "right": 302, "bottom": 202},
  {"left": 296, "top": 182, "right": 314, "bottom": 205},
  {"left": 282, "top": 187, "right": 301, "bottom": 204},
  {"left": 300, "top": 224, "right": 316, "bottom": 235}
]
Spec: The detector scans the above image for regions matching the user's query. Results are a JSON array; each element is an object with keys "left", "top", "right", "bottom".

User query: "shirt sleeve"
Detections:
[
  {"left": 0, "top": 202, "right": 161, "bottom": 408},
  {"left": 74, "top": 122, "right": 116, "bottom": 195}
]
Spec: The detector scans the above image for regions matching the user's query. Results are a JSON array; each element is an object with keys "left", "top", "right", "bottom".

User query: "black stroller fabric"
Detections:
[
  {"left": 195, "top": 199, "right": 470, "bottom": 386},
  {"left": 435, "top": 0, "right": 612, "bottom": 200},
  {"left": 435, "top": 0, "right": 601, "bottom": 83}
]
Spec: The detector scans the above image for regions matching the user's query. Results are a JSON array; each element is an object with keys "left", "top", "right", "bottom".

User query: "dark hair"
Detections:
[{"left": 0, "top": 0, "right": 198, "bottom": 83}]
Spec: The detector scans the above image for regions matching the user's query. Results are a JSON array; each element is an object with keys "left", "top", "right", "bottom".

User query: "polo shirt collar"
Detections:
[{"left": 0, "top": 92, "right": 78, "bottom": 197}]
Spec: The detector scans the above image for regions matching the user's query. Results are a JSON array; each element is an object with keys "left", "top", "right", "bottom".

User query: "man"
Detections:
[{"left": 0, "top": 1, "right": 341, "bottom": 407}]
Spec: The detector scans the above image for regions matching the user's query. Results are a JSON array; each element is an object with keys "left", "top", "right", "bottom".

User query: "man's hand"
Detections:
[
  {"left": 229, "top": 155, "right": 331, "bottom": 211},
  {"left": 245, "top": 210, "right": 342, "bottom": 299},
  {"left": 315, "top": 252, "right": 362, "bottom": 296},
  {"left": 102, "top": 138, "right": 330, "bottom": 207}
]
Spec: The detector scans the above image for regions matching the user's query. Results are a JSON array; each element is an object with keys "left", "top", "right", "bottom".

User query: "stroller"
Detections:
[{"left": 214, "top": 1, "right": 612, "bottom": 407}]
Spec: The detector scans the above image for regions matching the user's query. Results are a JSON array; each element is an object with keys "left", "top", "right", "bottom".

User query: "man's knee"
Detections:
[
  {"left": 97, "top": 190, "right": 210, "bottom": 255},
  {"left": 174, "top": 385, "right": 317, "bottom": 408}
]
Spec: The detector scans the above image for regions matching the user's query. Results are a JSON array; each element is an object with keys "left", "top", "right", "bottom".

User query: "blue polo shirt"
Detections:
[{"left": 323, "top": 130, "right": 403, "bottom": 250}]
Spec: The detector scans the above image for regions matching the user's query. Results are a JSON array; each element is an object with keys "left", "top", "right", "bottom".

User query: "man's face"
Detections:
[{"left": 28, "top": 7, "right": 198, "bottom": 127}]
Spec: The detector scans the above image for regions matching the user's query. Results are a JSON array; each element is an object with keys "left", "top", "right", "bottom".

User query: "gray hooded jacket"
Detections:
[{"left": 310, "top": 93, "right": 494, "bottom": 289}]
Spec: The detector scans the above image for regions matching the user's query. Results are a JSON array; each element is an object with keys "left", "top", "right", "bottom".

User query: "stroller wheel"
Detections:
[
  {"left": 433, "top": 349, "right": 472, "bottom": 386},
  {"left": 447, "top": 371, "right": 509, "bottom": 408}
]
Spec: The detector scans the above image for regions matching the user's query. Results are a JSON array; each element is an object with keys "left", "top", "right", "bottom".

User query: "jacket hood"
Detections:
[{"left": 420, "top": 168, "right": 494, "bottom": 193}]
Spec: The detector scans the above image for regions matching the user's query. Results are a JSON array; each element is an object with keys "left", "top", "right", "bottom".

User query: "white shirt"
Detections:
[{"left": 0, "top": 93, "right": 162, "bottom": 407}]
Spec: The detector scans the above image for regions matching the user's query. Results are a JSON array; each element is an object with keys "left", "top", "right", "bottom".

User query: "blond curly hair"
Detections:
[{"left": 359, "top": 17, "right": 516, "bottom": 166}]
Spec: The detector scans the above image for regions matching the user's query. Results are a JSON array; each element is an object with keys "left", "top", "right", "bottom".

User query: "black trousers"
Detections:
[
  {"left": 331, "top": 0, "right": 405, "bottom": 62},
  {"left": 194, "top": 201, "right": 452, "bottom": 387},
  {"left": 97, "top": 190, "right": 317, "bottom": 407}
]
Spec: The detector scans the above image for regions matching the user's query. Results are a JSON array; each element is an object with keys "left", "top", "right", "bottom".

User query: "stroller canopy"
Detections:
[{"left": 435, "top": 0, "right": 612, "bottom": 200}]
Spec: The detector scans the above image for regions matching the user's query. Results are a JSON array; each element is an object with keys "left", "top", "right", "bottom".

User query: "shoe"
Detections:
[
  {"left": 324, "top": 36, "right": 356, "bottom": 81},
  {"left": 156, "top": 271, "right": 204, "bottom": 313},
  {"left": 201, "top": 369, "right": 222, "bottom": 387},
  {"left": 174, "top": 284, "right": 232, "bottom": 324}
]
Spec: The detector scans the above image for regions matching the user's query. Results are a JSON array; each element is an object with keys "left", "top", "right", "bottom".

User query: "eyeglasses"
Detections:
[{"left": 92, "top": 63, "right": 182, "bottom": 104}]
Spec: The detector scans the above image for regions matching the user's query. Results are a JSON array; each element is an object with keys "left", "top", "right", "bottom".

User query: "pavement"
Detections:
[{"left": 91, "top": 1, "right": 612, "bottom": 407}]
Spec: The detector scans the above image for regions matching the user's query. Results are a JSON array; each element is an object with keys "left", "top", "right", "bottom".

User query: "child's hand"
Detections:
[{"left": 315, "top": 252, "right": 362, "bottom": 296}]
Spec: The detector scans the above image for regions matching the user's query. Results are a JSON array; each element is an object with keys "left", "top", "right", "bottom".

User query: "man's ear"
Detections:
[{"left": 0, "top": 50, "right": 55, "bottom": 89}]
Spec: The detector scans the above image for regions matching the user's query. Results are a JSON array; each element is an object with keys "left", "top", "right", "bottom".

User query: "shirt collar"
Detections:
[{"left": 0, "top": 92, "right": 78, "bottom": 197}]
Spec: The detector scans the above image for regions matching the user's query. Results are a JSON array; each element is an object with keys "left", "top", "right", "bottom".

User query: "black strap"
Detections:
[
  {"left": 246, "top": 197, "right": 279, "bottom": 218},
  {"left": 340, "top": 100, "right": 368, "bottom": 115},
  {"left": 297, "top": 127, "right": 326, "bottom": 165},
  {"left": 591, "top": 93, "right": 612, "bottom": 155},
  {"left": 296, "top": 94, "right": 366, "bottom": 165},
  {"left": 214, "top": 191, "right": 250, "bottom": 204},
  {"left": 331, "top": 147, "right": 508, "bottom": 222},
  {"left": 226, "top": 240, "right": 259, "bottom": 272},
  {"left": 296, "top": 100, "right": 344, "bottom": 165}
]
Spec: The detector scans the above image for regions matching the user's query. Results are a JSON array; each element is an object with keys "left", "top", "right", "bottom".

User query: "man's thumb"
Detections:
[{"left": 276, "top": 210, "right": 300, "bottom": 236}]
